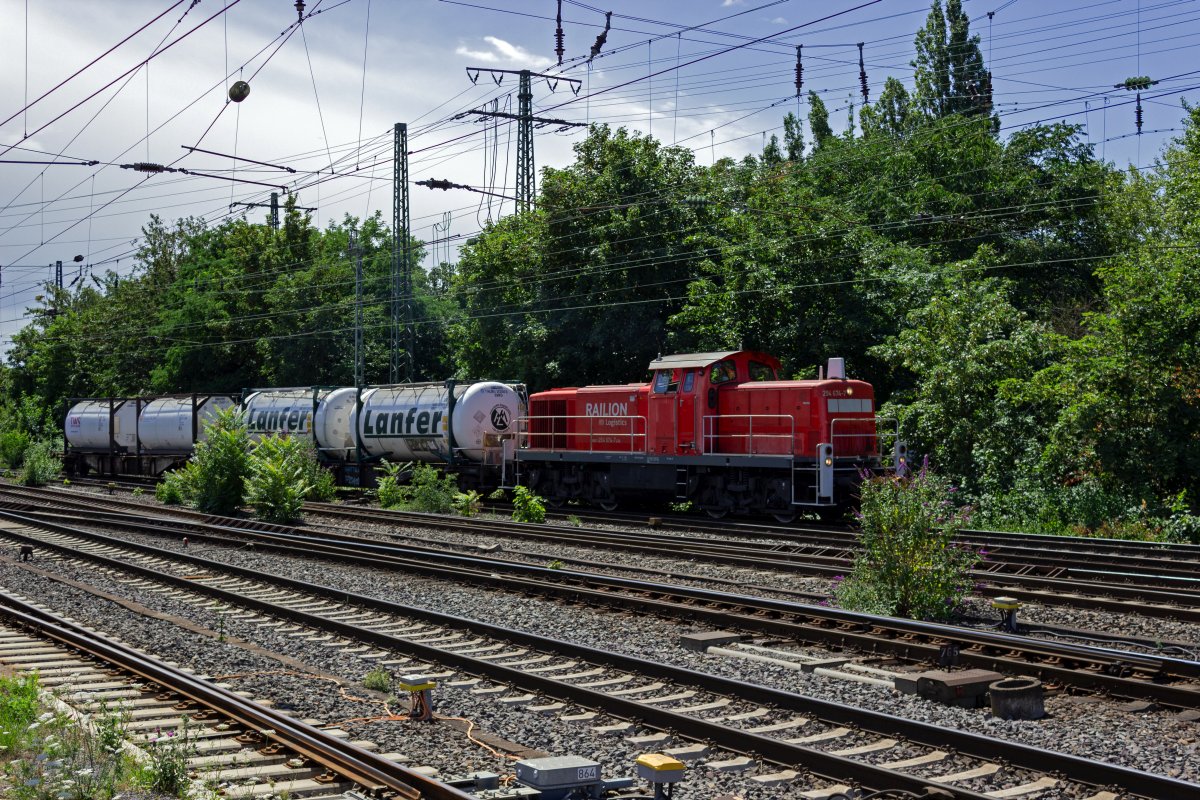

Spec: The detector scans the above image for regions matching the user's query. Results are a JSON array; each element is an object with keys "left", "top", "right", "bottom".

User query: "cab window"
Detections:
[
  {"left": 710, "top": 360, "right": 737, "bottom": 385},
  {"left": 748, "top": 361, "right": 776, "bottom": 381},
  {"left": 682, "top": 371, "right": 695, "bottom": 392},
  {"left": 652, "top": 370, "right": 670, "bottom": 393}
]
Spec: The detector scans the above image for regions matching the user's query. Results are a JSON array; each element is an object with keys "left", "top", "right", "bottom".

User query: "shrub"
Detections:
[
  {"left": 0, "top": 429, "right": 31, "bottom": 468},
  {"left": 834, "top": 465, "right": 979, "bottom": 620},
  {"left": 155, "top": 469, "right": 189, "bottom": 505},
  {"left": 376, "top": 459, "right": 408, "bottom": 509},
  {"left": 402, "top": 463, "right": 459, "bottom": 513},
  {"left": 453, "top": 489, "right": 482, "bottom": 517},
  {"left": 19, "top": 439, "right": 61, "bottom": 486},
  {"left": 512, "top": 486, "right": 546, "bottom": 523},
  {"left": 245, "top": 435, "right": 312, "bottom": 523},
  {"left": 181, "top": 406, "right": 250, "bottom": 515},
  {"left": 0, "top": 672, "right": 40, "bottom": 753}
]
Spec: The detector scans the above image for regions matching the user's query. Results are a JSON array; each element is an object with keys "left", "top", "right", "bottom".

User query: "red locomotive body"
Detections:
[{"left": 518, "top": 351, "right": 902, "bottom": 520}]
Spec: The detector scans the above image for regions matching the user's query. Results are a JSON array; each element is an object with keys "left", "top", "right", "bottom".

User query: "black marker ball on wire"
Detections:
[{"left": 229, "top": 81, "right": 251, "bottom": 103}]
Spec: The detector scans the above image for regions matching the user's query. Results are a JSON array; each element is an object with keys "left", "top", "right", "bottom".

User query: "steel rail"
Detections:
[
  {"left": 2, "top": 516, "right": 1194, "bottom": 799},
  {"left": 0, "top": 595, "right": 473, "bottom": 800},
  {"left": 3, "top": 507, "right": 1198, "bottom": 710},
  {"left": 7, "top": 487, "right": 1200, "bottom": 622}
]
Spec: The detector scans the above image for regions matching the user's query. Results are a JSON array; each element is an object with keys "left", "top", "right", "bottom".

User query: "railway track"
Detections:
[
  {"left": 1, "top": 511, "right": 1193, "bottom": 799},
  {"left": 2, "top": 500, "right": 1199, "bottom": 712},
  {"left": 11, "top": 482, "right": 1197, "bottom": 626},
  {"left": 0, "top": 592, "right": 473, "bottom": 800}
]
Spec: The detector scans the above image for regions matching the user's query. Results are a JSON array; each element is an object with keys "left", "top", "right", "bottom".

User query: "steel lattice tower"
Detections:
[
  {"left": 516, "top": 70, "right": 534, "bottom": 213},
  {"left": 392, "top": 122, "right": 413, "bottom": 383}
]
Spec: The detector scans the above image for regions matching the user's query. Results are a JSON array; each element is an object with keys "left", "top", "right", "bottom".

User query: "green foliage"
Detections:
[
  {"left": 0, "top": 430, "right": 31, "bottom": 468},
  {"left": 135, "top": 718, "right": 196, "bottom": 797},
  {"left": 546, "top": 559, "right": 564, "bottom": 570},
  {"left": 363, "top": 666, "right": 392, "bottom": 693},
  {"left": 911, "top": 0, "right": 994, "bottom": 125},
  {"left": 512, "top": 486, "right": 546, "bottom": 524},
  {"left": 18, "top": 440, "right": 61, "bottom": 486},
  {"left": 0, "top": 672, "right": 40, "bottom": 753},
  {"left": 1, "top": 678, "right": 138, "bottom": 800},
  {"left": 398, "top": 463, "right": 459, "bottom": 514},
  {"left": 155, "top": 470, "right": 188, "bottom": 505},
  {"left": 245, "top": 435, "right": 312, "bottom": 523},
  {"left": 375, "top": 459, "right": 408, "bottom": 510},
  {"left": 452, "top": 489, "right": 482, "bottom": 517},
  {"left": 834, "top": 467, "right": 979, "bottom": 620},
  {"left": 180, "top": 406, "right": 250, "bottom": 515}
]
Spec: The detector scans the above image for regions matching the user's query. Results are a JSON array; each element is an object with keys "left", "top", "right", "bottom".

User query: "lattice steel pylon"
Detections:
[
  {"left": 392, "top": 122, "right": 413, "bottom": 383},
  {"left": 516, "top": 70, "right": 534, "bottom": 213}
]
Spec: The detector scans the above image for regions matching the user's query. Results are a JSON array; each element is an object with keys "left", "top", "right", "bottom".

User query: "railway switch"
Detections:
[
  {"left": 397, "top": 673, "right": 436, "bottom": 721},
  {"left": 991, "top": 596, "right": 1022, "bottom": 633},
  {"left": 636, "top": 753, "right": 685, "bottom": 799}
]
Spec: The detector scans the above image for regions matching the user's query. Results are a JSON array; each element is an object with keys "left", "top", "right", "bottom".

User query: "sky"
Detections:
[{"left": 1, "top": 0, "right": 1198, "bottom": 352}]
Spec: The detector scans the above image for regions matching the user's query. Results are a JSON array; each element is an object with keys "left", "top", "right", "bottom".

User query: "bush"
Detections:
[
  {"left": 453, "top": 489, "right": 482, "bottom": 517},
  {"left": 0, "top": 429, "right": 31, "bottom": 468},
  {"left": 834, "top": 466, "right": 979, "bottom": 620},
  {"left": 19, "top": 439, "right": 61, "bottom": 486},
  {"left": 245, "top": 435, "right": 312, "bottom": 523},
  {"left": 512, "top": 486, "right": 546, "bottom": 523},
  {"left": 155, "top": 469, "right": 189, "bottom": 505},
  {"left": 180, "top": 406, "right": 250, "bottom": 515},
  {"left": 403, "top": 463, "right": 459, "bottom": 513},
  {"left": 376, "top": 459, "right": 408, "bottom": 509}
]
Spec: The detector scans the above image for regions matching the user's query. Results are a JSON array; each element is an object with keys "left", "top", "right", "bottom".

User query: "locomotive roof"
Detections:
[{"left": 647, "top": 351, "right": 777, "bottom": 370}]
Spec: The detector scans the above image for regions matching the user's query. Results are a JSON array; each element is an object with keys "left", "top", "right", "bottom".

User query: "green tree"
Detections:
[
  {"left": 912, "top": 0, "right": 994, "bottom": 127},
  {"left": 807, "top": 91, "right": 833, "bottom": 148}
]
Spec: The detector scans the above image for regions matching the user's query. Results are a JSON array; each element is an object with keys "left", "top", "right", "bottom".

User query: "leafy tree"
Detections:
[
  {"left": 807, "top": 91, "right": 833, "bottom": 148},
  {"left": 912, "top": 0, "right": 994, "bottom": 127}
]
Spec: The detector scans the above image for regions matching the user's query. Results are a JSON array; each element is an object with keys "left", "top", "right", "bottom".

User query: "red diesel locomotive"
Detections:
[{"left": 516, "top": 350, "right": 905, "bottom": 521}]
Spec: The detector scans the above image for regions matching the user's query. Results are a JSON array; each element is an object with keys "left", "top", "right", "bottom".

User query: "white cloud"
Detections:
[
  {"left": 770, "top": 16, "right": 787, "bottom": 24},
  {"left": 455, "top": 36, "right": 552, "bottom": 69},
  {"left": 722, "top": 0, "right": 746, "bottom": 6}
]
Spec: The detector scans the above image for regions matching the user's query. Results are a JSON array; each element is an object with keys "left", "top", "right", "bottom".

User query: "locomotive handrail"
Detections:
[
  {"left": 517, "top": 414, "right": 649, "bottom": 453},
  {"left": 829, "top": 416, "right": 879, "bottom": 459},
  {"left": 701, "top": 414, "right": 795, "bottom": 455}
]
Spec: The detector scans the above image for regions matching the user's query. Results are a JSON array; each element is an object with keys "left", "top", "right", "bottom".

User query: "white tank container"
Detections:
[
  {"left": 314, "top": 381, "right": 520, "bottom": 464},
  {"left": 138, "top": 396, "right": 235, "bottom": 452},
  {"left": 243, "top": 389, "right": 320, "bottom": 441},
  {"left": 65, "top": 400, "right": 137, "bottom": 451}
]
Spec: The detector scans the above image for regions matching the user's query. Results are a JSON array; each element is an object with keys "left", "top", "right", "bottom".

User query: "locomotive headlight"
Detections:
[
  {"left": 824, "top": 455, "right": 833, "bottom": 467},
  {"left": 845, "top": 387, "right": 854, "bottom": 396}
]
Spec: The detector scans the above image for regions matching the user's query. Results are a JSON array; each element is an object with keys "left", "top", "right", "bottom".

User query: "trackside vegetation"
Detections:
[
  {"left": 0, "top": 671, "right": 204, "bottom": 799},
  {"left": 835, "top": 465, "right": 979, "bottom": 620},
  {"left": 0, "top": 1, "right": 1197, "bottom": 540}
]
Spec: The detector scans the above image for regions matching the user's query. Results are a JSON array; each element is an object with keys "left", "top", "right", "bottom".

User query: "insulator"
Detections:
[
  {"left": 794, "top": 44, "right": 803, "bottom": 95},
  {"left": 294, "top": 0, "right": 305, "bottom": 21},
  {"left": 589, "top": 12, "right": 612, "bottom": 62},
  {"left": 1135, "top": 92, "right": 1143, "bottom": 135},
  {"left": 555, "top": 0, "right": 565, "bottom": 65},
  {"left": 858, "top": 42, "right": 869, "bottom": 103}
]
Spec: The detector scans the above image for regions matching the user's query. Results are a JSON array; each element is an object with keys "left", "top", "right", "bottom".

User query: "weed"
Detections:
[
  {"left": 375, "top": 459, "right": 409, "bottom": 509},
  {"left": 834, "top": 465, "right": 979, "bottom": 621},
  {"left": 546, "top": 559, "right": 564, "bottom": 570},
  {"left": 245, "top": 435, "right": 312, "bottom": 523},
  {"left": 131, "top": 487, "right": 144, "bottom": 497},
  {"left": 453, "top": 489, "right": 482, "bottom": 517},
  {"left": 18, "top": 440, "right": 61, "bottom": 487},
  {"left": 155, "top": 471, "right": 187, "bottom": 505},
  {"left": 136, "top": 717, "right": 196, "bottom": 796},
  {"left": 566, "top": 515, "right": 582, "bottom": 527},
  {"left": 178, "top": 406, "right": 250, "bottom": 515},
  {"left": 363, "top": 666, "right": 392, "bottom": 693},
  {"left": 511, "top": 486, "right": 546, "bottom": 523}
]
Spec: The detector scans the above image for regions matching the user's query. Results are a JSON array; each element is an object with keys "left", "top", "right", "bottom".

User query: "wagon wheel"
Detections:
[
  {"left": 597, "top": 499, "right": 619, "bottom": 512},
  {"left": 771, "top": 510, "right": 797, "bottom": 524}
]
